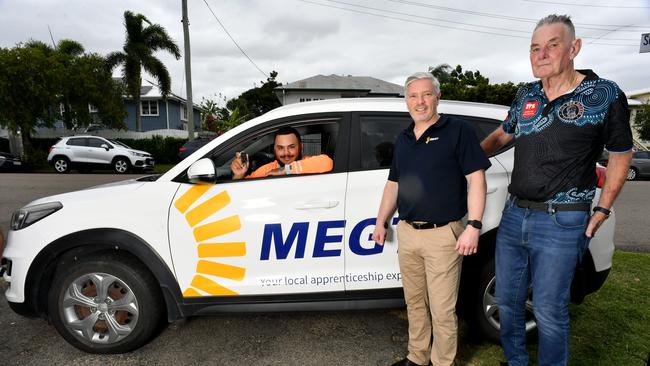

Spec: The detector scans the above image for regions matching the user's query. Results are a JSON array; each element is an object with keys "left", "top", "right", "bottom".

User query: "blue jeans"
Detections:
[{"left": 496, "top": 198, "right": 590, "bottom": 366}]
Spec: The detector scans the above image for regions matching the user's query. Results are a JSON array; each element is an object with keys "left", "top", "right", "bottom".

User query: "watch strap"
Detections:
[
  {"left": 467, "top": 219, "right": 482, "bottom": 229},
  {"left": 593, "top": 206, "right": 611, "bottom": 216}
]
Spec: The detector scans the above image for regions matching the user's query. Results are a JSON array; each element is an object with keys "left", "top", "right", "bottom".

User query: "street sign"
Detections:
[{"left": 641, "top": 33, "right": 650, "bottom": 53}]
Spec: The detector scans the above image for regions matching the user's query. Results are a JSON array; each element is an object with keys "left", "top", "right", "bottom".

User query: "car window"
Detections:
[
  {"left": 66, "top": 138, "right": 87, "bottom": 146},
  {"left": 110, "top": 140, "right": 131, "bottom": 149},
  {"left": 87, "top": 138, "right": 110, "bottom": 148},
  {"left": 359, "top": 115, "right": 412, "bottom": 170},
  {"left": 207, "top": 119, "right": 340, "bottom": 182},
  {"left": 357, "top": 113, "right": 510, "bottom": 172}
]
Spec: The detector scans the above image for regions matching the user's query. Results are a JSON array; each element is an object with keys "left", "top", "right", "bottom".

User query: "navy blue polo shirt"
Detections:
[
  {"left": 388, "top": 114, "right": 491, "bottom": 223},
  {"left": 503, "top": 69, "right": 633, "bottom": 203}
]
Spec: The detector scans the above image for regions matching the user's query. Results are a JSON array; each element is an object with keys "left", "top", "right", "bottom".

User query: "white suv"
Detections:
[
  {"left": 47, "top": 135, "right": 155, "bottom": 174},
  {"left": 2, "top": 98, "right": 615, "bottom": 353}
]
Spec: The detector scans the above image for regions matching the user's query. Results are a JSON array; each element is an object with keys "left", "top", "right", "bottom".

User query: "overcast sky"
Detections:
[{"left": 1, "top": 0, "right": 649, "bottom": 106}]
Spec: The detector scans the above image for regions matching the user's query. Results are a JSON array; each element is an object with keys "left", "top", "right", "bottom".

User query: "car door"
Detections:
[
  {"left": 342, "top": 112, "right": 509, "bottom": 292},
  {"left": 64, "top": 137, "right": 88, "bottom": 162},
  {"left": 85, "top": 137, "right": 113, "bottom": 164},
  {"left": 634, "top": 151, "right": 650, "bottom": 175},
  {"left": 168, "top": 114, "right": 349, "bottom": 299}
]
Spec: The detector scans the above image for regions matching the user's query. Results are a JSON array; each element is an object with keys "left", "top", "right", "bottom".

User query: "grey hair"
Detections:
[
  {"left": 405, "top": 72, "right": 440, "bottom": 94},
  {"left": 535, "top": 14, "right": 576, "bottom": 39}
]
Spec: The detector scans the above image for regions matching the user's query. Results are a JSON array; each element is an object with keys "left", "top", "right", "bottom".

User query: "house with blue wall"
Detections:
[
  {"left": 123, "top": 83, "right": 202, "bottom": 132},
  {"left": 37, "top": 81, "right": 202, "bottom": 135}
]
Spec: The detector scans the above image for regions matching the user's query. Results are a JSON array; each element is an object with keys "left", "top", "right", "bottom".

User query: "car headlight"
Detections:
[
  {"left": 10, "top": 202, "right": 63, "bottom": 230},
  {"left": 129, "top": 151, "right": 147, "bottom": 157}
]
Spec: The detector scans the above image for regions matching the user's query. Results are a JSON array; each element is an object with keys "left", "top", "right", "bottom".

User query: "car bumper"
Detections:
[{"left": 133, "top": 158, "right": 155, "bottom": 170}]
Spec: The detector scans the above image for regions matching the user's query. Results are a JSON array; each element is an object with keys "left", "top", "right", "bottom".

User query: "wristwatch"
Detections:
[
  {"left": 467, "top": 220, "right": 482, "bottom": 229},
  {"left": 593, "top": 206, "right": 611, "bottom": 217}
]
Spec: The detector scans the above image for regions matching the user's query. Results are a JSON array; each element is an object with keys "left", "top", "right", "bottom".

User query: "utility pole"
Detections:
[{"left": 182, "top": 0, "right": 194, "bottom": 141}]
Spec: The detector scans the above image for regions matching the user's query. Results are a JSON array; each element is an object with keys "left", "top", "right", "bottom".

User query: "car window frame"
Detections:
[{"left": 173, "top": 112, "right": 351, "bottom": 184}]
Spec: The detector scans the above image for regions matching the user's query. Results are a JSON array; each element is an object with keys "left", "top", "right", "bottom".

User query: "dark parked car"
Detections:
[
  {"left": 0, "top": 152, "right": 22, "bottom": 172},
  {"left": 178, "top": 137, "right": 214, "bottom": 160},
  {"left": 600, "top": 150, "right": 650, "bottom": 180}
]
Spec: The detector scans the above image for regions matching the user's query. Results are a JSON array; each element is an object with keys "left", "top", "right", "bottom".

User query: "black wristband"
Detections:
[{"left": 593, "top": 206, "right": 611, "bottom": 216}]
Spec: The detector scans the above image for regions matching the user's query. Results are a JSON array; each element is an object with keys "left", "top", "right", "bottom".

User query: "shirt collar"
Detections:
[{"left": 405, "top": 114, "right": 449, "bottom": 140}]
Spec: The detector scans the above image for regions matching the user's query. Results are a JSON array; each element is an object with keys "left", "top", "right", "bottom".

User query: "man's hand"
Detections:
[
  {"left": 371, "top": 222, "right": 387, "bottom": 246},
  {"left": 455, "top": 226, "right": 479, "bottom": 256},
  {"left": 585, "top": 211, "right": 608, "bottom": 238},
  {"left": 230, "top": 152, "right": 248, "bottom": 179}
]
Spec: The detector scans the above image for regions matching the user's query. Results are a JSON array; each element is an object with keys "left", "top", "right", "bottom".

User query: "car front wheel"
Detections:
[
  {"left": 53, "top": 157, "right": 70, "bottom": 174},
  {"left": 48, "top": 253, "right": 164, "bottom": 353},
  {"left": 113, "top": 158, "right": 130, "bottom": 174}
]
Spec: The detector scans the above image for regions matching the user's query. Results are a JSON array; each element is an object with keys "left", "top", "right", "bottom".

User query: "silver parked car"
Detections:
[
  {"left": 47, "top": 135, "right": 154, "bottom": 174},
  {"left": 600, "top": 150, "right": 650, "bottom": 180}
]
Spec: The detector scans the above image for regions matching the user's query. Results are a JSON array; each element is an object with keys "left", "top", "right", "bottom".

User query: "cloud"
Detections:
[{"left": 0, "top": 0, "right": 648, "bottom": 102}]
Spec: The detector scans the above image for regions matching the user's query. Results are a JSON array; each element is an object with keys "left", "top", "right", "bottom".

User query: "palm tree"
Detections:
[{"left": 107, "top": 11, "right": 181, "bottom": 131}]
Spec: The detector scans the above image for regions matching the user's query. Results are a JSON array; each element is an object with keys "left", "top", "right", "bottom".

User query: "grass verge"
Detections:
[{"left": 454, "top": 250, "right": 650, "bottom": 365}]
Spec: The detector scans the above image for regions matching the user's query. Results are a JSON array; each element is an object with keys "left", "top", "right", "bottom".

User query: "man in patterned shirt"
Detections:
[{"left": 481, "top": 14, "right": 632, "bottom": 366}]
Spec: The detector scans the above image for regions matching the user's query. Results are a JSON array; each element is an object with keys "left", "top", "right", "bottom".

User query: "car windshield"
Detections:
[{"left": 110, "top": 140, "right": 131, "bottom": 149}]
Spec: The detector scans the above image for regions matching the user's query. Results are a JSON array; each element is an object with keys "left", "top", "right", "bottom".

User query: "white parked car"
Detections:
[
  {"left": 2, "top": 98, "right": 615, "bottom": 353},
  {"left": 47, "top": 135, "right": 155, "bottom": 174}
]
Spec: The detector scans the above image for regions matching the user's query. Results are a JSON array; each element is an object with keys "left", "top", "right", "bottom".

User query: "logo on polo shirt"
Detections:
[
  {"left": 522, "top": 100, "right": 539, "bottom": 118},
  {"left": 558, "top": 100, "right": 585, "bottom": 122},
  {"left": 425, "top": 136, "right": 439, "bottom": 144}
]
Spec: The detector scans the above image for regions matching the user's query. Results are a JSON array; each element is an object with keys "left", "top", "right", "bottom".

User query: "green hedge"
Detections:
[
  {"left": 28, "top": 136, "right": 188, "bottom": 168},
  {"left": 116, "top": 136, "right": 186, "bottom": 164}
]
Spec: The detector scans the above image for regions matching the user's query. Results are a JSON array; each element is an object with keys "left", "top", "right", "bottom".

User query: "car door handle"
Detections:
[
  {"left": 487, "top": 187, "right": 498, "bottom": 194},
  {"left": 294, "top": 201, "right": 339, "bottom": 210}
]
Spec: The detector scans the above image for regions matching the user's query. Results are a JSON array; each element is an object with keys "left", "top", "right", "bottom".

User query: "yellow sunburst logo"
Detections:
[{"left": 174, "top": 184, "right": 246, "bottom": 297}]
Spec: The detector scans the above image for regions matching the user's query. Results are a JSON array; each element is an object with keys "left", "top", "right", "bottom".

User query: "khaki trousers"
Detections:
[{"left": 397, "top": 220, "right": 464, "bottom": 366}]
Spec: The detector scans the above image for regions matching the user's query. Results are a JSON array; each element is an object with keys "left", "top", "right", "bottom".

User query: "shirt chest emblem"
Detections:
[
  {"left": 522, "top": 100, "right": 539, "bottom": 118},
  {"left": 558, "top": 100, "right": 585, "bottom": 122},
  {"left": 425, "top": 136, "right": 439, "bottom": 144}
]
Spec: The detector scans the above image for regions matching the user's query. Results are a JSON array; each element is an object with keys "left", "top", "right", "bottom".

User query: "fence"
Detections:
[{"left": 32, "top": 128, "right": 195, "bottom": 140}]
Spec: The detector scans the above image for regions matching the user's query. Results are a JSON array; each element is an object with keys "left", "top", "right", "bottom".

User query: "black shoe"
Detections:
[{"left": 390, "top": 358, "right": 428, "bottom": 366}]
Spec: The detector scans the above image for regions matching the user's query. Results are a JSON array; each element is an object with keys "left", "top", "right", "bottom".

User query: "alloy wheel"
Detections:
[{"left": 60, "top": 272, "right": 139, "bottom": 344}]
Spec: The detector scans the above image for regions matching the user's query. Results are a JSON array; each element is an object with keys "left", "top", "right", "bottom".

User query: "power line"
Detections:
[
  {"left": 322, "top": 0, "right": 637, "bottom": 41},
  {"left": 299, "top": 0, "right": 529, "bottom": 39},
  {"left": 384, "top": 0, "right": 650, "bottom": 30},
  {"left": 299, "top": 0, "right": 638, "bottom": 46},
  {"left": 324, "top": 0, "right": 531, "bottom": 35},
  {"left": 202, "top": 0, "right": 268, "bottom": 78},
  {"left": 522, "top": 0, "right": 650, "bottom": 9}
]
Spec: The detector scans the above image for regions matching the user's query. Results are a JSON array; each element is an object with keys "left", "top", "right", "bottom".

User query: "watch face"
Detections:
[{"left": 468, "top": 220, "right": 482, "bottom": 229}]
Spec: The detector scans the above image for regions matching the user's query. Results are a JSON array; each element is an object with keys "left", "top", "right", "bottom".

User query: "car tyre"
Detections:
[
  {"left": 113, "top": 158, "right": 130, "bottom": 174},
  {"left": 53, "top": 157, "right": 71, "bottom": 174},
  {"left": 627, "top": 167, "right": 638, "bottom": 181},
  {"left": 471, "top": 257, "right": 537, "bottom": 344},
  {"left": 48, "top": 253, "right": 164, "bottom": 354}
]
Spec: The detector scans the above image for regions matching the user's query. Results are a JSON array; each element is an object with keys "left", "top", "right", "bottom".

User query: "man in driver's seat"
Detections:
[{"left": 230, "top": 126, "right": 334, "bottom": 179}]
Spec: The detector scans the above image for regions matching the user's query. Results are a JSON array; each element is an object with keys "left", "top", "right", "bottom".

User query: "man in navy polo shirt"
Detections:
[
  {"left": 481, "top": 14, "right": 633, "bottom": 366},
  {"left": 372, "top": 72, "right": 491, "bottom": 366}
]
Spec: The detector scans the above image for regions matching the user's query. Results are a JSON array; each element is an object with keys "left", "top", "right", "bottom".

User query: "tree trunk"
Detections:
[{"left": 135, "top": 92, "right": 142, "bottom": 132}]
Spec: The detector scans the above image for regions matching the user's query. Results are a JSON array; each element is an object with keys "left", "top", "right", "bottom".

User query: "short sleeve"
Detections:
[
  {"left": 603, "top": 90, "right": 633, "bottom": 153},
  {"left": 456, "top": 120, "right": 492, "bottom": 175},
  {"left": 501, "top": 87, "right": 525, "bottom": 135}
]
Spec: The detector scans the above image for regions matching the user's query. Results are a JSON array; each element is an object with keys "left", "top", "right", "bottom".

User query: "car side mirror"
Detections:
[
  {"left": 187, "top": 158, "right": 216, "bottom": 183},
  {"left": 100, "top": 144, "right": 110, "bottom": 151}
]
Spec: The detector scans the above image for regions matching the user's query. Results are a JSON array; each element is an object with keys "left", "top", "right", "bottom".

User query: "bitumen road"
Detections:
[{"left": 0, "top": 173, "right": 648, "bottom": 365}]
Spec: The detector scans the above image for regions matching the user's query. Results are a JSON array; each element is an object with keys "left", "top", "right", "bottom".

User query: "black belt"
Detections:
[
  {"left": 404, "top": 220, "right": 449, "bottom": 230},
  {"left": 513, "top": 197, "right": 591, "bottom": 212}
]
